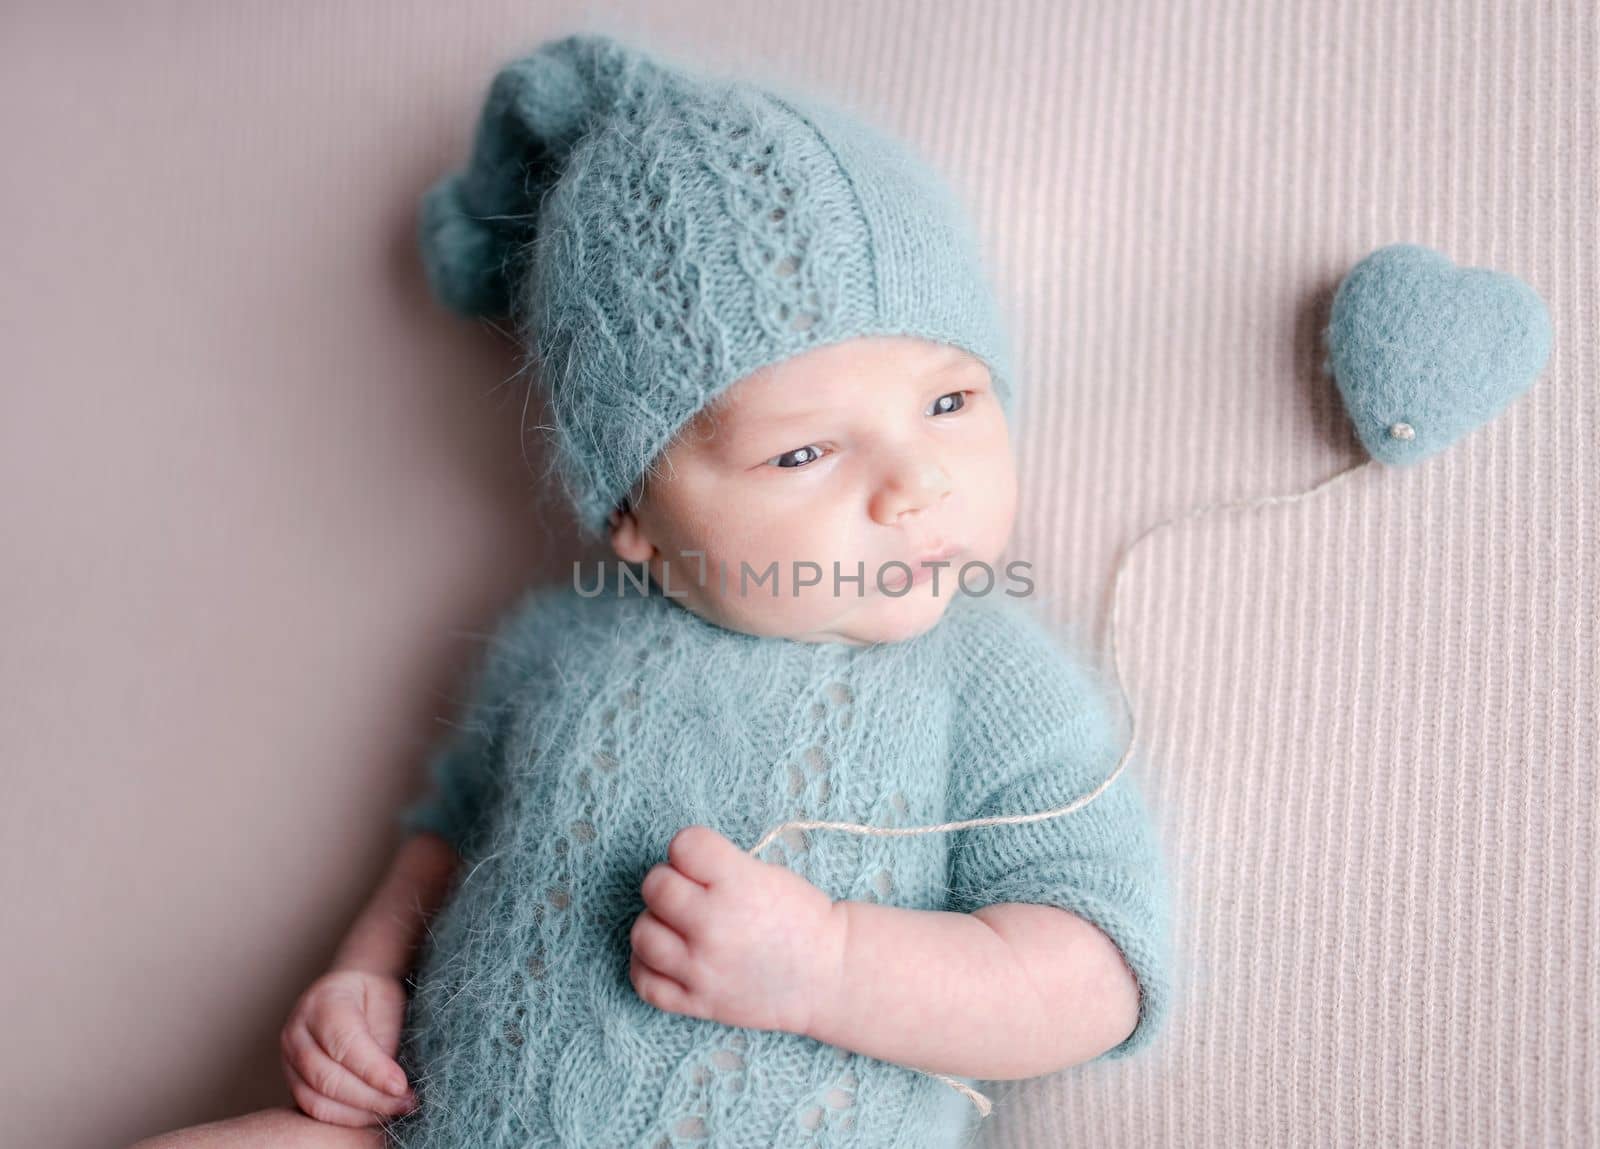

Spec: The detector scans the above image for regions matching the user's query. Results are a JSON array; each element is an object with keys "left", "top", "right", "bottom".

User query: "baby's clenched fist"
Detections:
[
  {"left": 279, "top": 968, "right": 418, "bottom": 1126},
  {"left": 629, "top": 824, "right": 845, "bottom": 1036}
]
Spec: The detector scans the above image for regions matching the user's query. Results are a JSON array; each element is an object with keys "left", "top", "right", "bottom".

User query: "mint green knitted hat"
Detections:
[{"left": 419, "top": 32, "right": 1019, "bottom": 543}]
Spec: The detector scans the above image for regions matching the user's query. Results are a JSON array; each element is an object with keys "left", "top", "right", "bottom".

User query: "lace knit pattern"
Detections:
[{"left": 385, "top": 579, "right": 1172, "bottom": 1148}]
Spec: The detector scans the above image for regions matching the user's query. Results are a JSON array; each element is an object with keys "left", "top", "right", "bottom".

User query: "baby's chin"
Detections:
[{"left": 688, "top": 581, "right": 964, "bottom": 647}]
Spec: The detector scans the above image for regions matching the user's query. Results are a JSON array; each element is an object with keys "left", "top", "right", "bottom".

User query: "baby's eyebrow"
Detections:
[{"left": 726, "top": 404, "right": 830, "bottom": 434}]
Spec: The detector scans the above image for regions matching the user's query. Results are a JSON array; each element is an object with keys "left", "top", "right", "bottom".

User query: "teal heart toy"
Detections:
[{"left": 1323, "top": 243, "right": 1553, "bottom": 465}]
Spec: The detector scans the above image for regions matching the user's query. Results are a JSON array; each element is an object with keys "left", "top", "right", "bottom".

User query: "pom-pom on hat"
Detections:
[{"left": 419, "top": 32, "right": 1019, "bottom": 543}]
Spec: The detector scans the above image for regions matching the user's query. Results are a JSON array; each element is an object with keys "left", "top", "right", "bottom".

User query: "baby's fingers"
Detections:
[
  {"left": 283, "top": 1057, "right": 391, "bottom": 1127},
  {"left": 282, "top": 1022, "right": 414, "bottom": 1120},
  {"left": 641, "top": 861, "right": 707, "bottom": 930},
  {"left": 314, "top": 1010, "right": 413, "bottom": 1100}
]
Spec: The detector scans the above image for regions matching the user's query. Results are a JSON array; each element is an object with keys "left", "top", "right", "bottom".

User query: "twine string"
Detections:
[{"left": 742, "top": 456, "right": 1378, "bottom": 1119}]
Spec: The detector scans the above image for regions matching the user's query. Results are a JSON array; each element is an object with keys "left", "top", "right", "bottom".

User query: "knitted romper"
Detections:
[{"left": 384, "top": 572, "right": 1171, "bottom": 1149}]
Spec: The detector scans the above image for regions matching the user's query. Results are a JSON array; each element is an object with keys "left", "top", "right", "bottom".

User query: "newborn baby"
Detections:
[{"left": 277, "top": 32, "right": 1173, "bottom": 1149}]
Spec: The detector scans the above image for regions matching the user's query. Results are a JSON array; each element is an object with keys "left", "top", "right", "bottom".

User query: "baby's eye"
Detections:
[
  {"left": 767, "top": 444, "right": 828, "bottom": 469},
  {"left": 763, "top": 392, "right": 974, "bottom": 470}
]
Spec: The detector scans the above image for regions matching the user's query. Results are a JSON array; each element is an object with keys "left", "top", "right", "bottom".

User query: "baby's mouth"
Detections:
[{"left": 880, "top": 544, "right": 964, "bottom": 593}]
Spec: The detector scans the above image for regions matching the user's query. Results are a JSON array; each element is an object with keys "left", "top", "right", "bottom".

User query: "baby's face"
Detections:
[{"left": 608, "top": 335, "right": 1018, "bottom": 646}]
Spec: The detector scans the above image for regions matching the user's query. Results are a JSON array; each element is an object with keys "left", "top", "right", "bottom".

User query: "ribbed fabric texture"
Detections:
[
  {"left": 418, "top": 32, "right": 1018, "bottom": 543},
  {"left": 390, "top": 577, "right": 1170, "bottom": 1148}
]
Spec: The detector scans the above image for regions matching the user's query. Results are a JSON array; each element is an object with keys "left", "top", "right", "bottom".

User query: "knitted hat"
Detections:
[{"left": 419, "top": 31, "right": 1020, "bottom": 543}]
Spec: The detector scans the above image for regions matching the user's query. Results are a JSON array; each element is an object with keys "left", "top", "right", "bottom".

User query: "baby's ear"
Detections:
[{"left": 607, "top": 499, "right": 654, "bottom": 564}]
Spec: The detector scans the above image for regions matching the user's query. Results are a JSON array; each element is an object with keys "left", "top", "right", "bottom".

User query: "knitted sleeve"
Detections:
[
  {"left": 397, "top": 585, "right": 563, "bottom": 859},
  {"left": 944, "top": 597, "right": 1173, "bottom": 1064}
]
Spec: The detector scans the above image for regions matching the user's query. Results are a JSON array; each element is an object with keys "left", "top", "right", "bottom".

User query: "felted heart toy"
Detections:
[{"left": 1325, "top": 243, "right": 1553, "bottom": 465}]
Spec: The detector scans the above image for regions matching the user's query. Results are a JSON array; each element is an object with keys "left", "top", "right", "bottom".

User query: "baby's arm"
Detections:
[
  {"left": 630, "top": 827, "right": 1141, "bottom": 1083},
  {"left": 805, "top": 899, "right": 1140, "bottom": 1080},
  {"left": 331, "top": 830, "right": 462, "bottom": 977}
]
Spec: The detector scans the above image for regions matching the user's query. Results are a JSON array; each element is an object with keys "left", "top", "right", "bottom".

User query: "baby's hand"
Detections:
[
  {"left": 629, "top": 825, "right": 843, "bottom": 1036},
  {"left": 279, "top": 968, "right": 418, "bottom": 1126}
]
